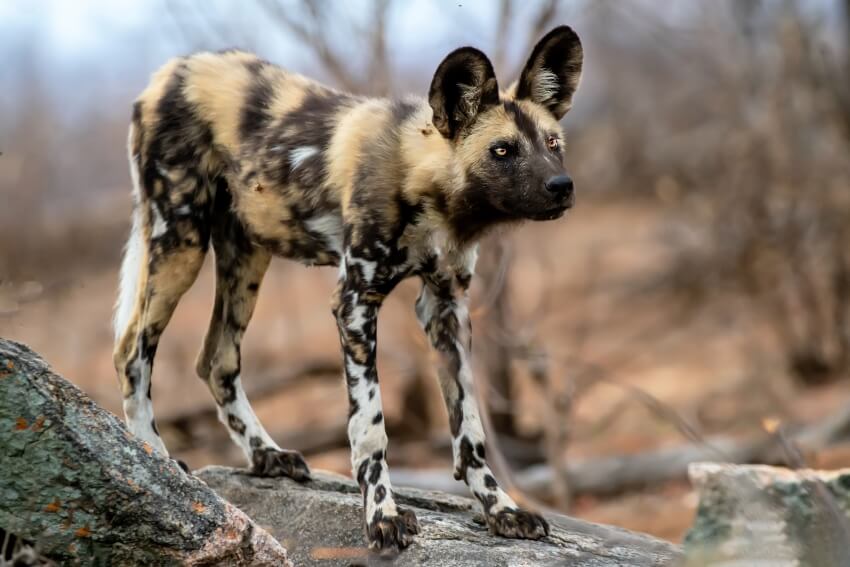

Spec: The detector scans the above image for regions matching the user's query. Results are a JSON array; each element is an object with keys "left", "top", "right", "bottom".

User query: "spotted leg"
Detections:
[
  {"left": 416, "top": 273, "right": 549, "bottom": 539},
  {"left": 195, "top": 198, "right": 309, "bottom": 481},
  {"left": 332, "top": 253, "right": 420, "bottom": 554}
]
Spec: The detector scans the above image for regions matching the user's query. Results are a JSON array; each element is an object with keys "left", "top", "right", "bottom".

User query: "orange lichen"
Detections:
[
  {"left": 14, "top": 417, "right": 28, "bottom": 430},
  {"left": 75, "top": 526, "right": 91, "bottom": 538},
  {"left": 142, "top": 442, "right": 153, "bottom": 455},
  {"left": 44, "top": 499, "right": 61, "bottom": 513},
  {"left": 192, "top": 501, "right": 207, "bottom": 514}
]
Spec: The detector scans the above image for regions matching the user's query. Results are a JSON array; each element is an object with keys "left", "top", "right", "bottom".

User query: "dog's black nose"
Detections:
[{"left": 545, "top": 175, "right": 574, "bottom": 197}]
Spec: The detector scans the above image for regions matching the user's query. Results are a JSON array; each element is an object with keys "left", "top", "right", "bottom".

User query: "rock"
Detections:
[
  {"left": 0, "top": 339, "right": 290, "bottom": 566},
  {"left": 685, "top": 462, "right": 850, "bottom": 566},
  {"left": 198, "top": 466, "right": 682, "bottom": 566},
  {"left": 0, "top": 337, "right": 682, "bottom": 566}
]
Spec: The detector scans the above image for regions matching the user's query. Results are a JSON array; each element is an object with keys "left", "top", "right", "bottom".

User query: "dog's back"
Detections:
[{"left": 128, "top": 51, "right": 443, "bottom": 271}]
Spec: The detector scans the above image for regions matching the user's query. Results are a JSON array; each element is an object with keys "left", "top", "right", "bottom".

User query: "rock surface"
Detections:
[
  {"left": 685, "top": 462, "right": 850, "bottom": 566},
  {"left": 0, "top": 339, "right": 289, "bottom": 566},
  {"left": 198, "top": 466, "right": 682, "bottom": 566},
  {"left": 0, "top": 336, "right": 684, "bottom": 566}
]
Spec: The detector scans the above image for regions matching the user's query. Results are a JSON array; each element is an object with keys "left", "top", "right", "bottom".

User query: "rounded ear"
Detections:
[
  {"left": 428, "top": 47, "right": 500, "bottom": 139},
  {"left": 515, "top": 25, "right": 583, "bottom": 120}
]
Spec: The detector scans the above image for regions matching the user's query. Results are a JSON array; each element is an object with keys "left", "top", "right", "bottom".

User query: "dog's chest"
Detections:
[{"left": 401, "top": 223, "right": 478, "bottom": 285}]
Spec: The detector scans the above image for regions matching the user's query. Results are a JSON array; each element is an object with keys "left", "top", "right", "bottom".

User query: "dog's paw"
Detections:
[
  {"left": 366, "top": 507, "right": 420, "bottom": 556},
  {"left": 251, "top": 448, "right": 311, "bottom": 481},
  {"left": 486, "top": 508, "right": 549, "bottom": 540}
]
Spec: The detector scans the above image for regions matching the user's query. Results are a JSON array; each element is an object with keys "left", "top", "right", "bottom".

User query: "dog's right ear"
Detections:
[{"left": 429, "top": 47, "right": 500, "bottom": 139}]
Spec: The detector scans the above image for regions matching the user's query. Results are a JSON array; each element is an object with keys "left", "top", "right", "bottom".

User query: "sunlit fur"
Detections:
[{"left": 112, "top": 26, "right": 582, "bottom": 553}]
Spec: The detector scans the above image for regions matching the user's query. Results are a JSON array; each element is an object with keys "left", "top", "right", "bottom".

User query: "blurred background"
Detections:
[{"left": 2, "top": 0, "right": 850, "bottom": 543}]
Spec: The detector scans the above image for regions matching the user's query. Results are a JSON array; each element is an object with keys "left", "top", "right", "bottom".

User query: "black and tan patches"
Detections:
[{"left": 239, "top": 65, "right": 275, "bottom": 141}]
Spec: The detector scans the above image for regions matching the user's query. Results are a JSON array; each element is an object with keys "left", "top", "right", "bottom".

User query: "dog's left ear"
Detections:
[{"left": 514, "top": 25, "right": 583, "bottom": 120}]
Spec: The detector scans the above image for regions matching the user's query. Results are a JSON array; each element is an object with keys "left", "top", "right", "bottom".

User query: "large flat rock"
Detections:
[{"left": 198, "top": 466, "right": 682, "bottom": 566}]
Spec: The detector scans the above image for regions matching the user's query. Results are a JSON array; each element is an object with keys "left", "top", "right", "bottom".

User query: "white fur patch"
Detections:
[
  {"left": 349, "top": 305, "right": 370, "bottom": 334},
  {"left": 306, "top": 213, "right": 344, "bottom": 254},
  {"left": 289, "top": 146, "right": 319, "bottom": 170},
  {"left": 467, "top": 465, "right": 516, "bottom": 513},
  {"left": 415, "top": 285, "right": 437, "bottom": 329},
  {"left": 461, "top": 245, "right": 479, "bottom": 275},
  {"left": 114, "top": 209, "right": 143, "bottom": 340},
  {"left": 532, "top": 68, "right": 560, "bottom": 104},
  {"left": 124, "top": 396, "right": 167, "bottom": 452},
  {"left": 114, "top": 129, "right": 144, "bottom": 341},
  {"left": 155, "top": 160, "right": 171, "bottom": 178},
  {"left": 345, "top": 359, "right": 369, "bottom": 383},
  {"left": 122, "top": 356, "right": 169, "bottom": 455},
  {"left": 345, "top": 251, "right": 377, "bottom": 282},
  {"left": 150, "top": 203, "right": 168, "bottom": 238}
]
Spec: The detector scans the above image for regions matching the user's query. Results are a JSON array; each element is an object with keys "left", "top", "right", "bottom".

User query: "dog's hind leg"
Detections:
[
  {"left": 113, "top": 151, "right": 208, "bottom": 456},
  {"left": 195, "top": 196, "right": 310, "bottom": 481}
]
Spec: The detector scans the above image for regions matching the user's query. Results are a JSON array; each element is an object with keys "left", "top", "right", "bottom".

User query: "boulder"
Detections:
[
  {"left": 0, "top": 339, "right": 289, "bottom": 566},
  {"left": 685, "top": 462, "right": 850, "bottom": 566}
]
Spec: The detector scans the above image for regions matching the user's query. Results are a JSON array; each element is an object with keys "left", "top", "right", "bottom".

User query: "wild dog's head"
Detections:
[{"left": 429, "top": 26, "right": 583, "bottom": 240}]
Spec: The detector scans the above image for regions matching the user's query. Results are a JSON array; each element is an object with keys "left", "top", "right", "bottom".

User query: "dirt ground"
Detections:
[{"left": 3, "top": 199, "right": 849, "bottom": 543}]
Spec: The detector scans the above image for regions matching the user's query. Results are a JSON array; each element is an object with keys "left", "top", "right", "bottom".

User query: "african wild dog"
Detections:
[{"left": 113, "top": 26, "right": 583, "bottom": 552}]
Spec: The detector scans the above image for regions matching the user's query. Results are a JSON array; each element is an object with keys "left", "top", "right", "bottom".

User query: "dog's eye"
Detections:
[
  {"left": 547, "top": 136, "right": 560, "bottom": 151},
  {"left": 491, "top": 145, "right": 510, "bottom": 158}
]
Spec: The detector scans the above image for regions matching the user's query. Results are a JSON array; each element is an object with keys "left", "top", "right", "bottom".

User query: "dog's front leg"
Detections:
[
  {"left": 416, "top": 277, "right": 549, "bottom": 540},
  {"left": 331, "top": 257, "right": 420, "bottom": 554}
]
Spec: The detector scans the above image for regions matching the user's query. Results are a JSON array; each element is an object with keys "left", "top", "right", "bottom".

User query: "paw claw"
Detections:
[
  {"left": 251, "top": 448, "right": 311, "bottom": 481},
  {"left": 367, "top": 507, "right": 419, "bottom": 554},
  {"left": 487, "top": 508, "right": 549, "bottom": 540}
]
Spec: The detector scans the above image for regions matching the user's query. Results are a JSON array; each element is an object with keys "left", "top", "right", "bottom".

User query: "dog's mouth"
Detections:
[{"left": 528, "top": 204, "right": 570, "bottom": 221}]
